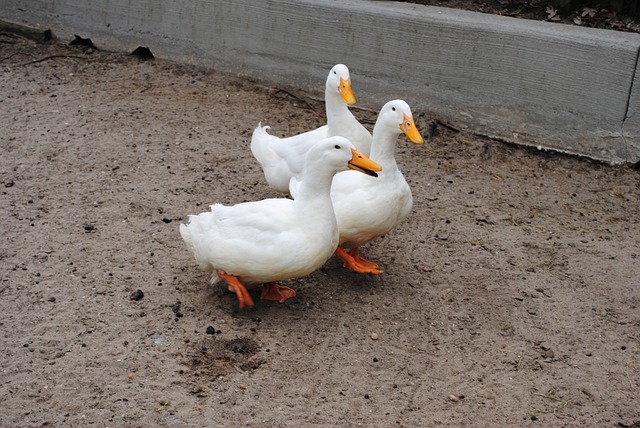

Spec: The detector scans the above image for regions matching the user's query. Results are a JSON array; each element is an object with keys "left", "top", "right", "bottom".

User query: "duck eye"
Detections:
[
  {"left": 392, "top": 107, "right": 396, "bottom": 111},
  {"left": 334, "top": 145, "right": 341, "bottom": 149}
]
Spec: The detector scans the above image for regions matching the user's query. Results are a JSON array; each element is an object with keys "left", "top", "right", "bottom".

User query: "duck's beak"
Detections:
[
  {"left": 348, "top": 148, "right": 382, "bottom": 177},
  {"left": 400, "top": 114, "right": 425, "bottom": 144},
  {"left": 338, "top": 77, "right": 356, "bottom": 105}
]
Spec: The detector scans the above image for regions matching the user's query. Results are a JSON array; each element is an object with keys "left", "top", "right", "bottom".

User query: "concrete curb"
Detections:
[{"left": 2, "top": 0, "right": 639, "bottom": 164}]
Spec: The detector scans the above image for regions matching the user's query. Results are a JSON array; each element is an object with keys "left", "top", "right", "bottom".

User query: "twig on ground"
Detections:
[
  {"left": 19, "top": 54, "right": 86, "bottom": 66},
  {"left": 1, "top": 52, "right": 19, "bottom": 61},
  {"left": 1, "top": 50, "right": 37, "bottom": 62},
  {"left": 272, "top": 87, "right": 318, "bottom": 111},
  {"left": 436, "top": 119, "right": 461, "bottom": 133},
  {"left": 626, "top": 359, "right": 637, "bottom": 389}
]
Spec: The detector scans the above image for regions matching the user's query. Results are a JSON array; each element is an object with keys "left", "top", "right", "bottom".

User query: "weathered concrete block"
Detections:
[
  {"left": 625, "top": 63, "right": 640, "bottom": 163},
  {"left": 1, "top": 0, "right": 638, "bottom": 163}
]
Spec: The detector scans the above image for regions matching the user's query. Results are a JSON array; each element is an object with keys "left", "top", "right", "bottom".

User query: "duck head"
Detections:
[
  {"left": 327, "top": 64, "right": 356, "bottom": 106},
  {"left": 378, "top": 100, "right": 425, "bottom": 145}
]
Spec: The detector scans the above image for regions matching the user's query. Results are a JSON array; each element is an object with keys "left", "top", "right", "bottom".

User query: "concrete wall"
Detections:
[{"left": 2, "top": 0, "right": 639, "bottom": 164}]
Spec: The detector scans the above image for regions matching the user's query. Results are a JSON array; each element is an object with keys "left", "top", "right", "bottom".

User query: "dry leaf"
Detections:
[
  {"left": 582, "top": 8, "right": 597, "bottom": 18},
  {"left": 545, "top": 6, "right": 560, "bottom": 21}
]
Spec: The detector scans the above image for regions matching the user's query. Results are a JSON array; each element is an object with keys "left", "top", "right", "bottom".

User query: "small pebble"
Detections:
[
  {"left": 370, "top": 333, "right": 379, "bottom": 340},
  {"left": 448, "top": 394, "right": 459, "bottom": 402},
  {"left": 206, "top": 326, "right": 216, "bottom": 335},
  {"left": 47, "top": 297, "right": 56, "bottom": 302},
  {"left": 130, "top": 289, "right": 144, "bottom": 301}
]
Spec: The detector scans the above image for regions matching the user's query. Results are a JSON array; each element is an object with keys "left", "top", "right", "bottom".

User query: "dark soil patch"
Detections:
[
  {"left": 404, "top": 0, "right": 640, "bottom": 33},
  {"left": 188, "top": 337, "right": 264, "bottom": 379}
]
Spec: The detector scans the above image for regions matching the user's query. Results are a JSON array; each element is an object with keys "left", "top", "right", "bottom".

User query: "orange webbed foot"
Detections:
[
  {"left": 335, "top": 247, "right": 383, "bottom": 274},
  {"left": 216, "top": 270, "right": 255, "bottom": 309},
  {"left": 261, "top": 282, "right": 297, "bottom": 303},
  {"left": 347, "top": 248, "right": 380, "bottom": 269}
]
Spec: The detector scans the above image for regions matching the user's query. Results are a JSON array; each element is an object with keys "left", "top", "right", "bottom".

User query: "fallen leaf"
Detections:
[{"left": 545, "top": 6, "right": 560, "bottom": 21}]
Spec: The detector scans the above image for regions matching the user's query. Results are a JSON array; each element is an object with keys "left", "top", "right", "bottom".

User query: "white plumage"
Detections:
[
  {"left": 180, "top": 136, "right": 381, "bottom": 308},
  {"left": 329, "top": 100, "right": 425, "bottom": 274}
]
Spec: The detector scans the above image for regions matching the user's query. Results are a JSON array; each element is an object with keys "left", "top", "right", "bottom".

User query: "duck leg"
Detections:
[
  {"left": 261, "top": 282, "right": 297, "bottom": 303},
  {"left": 216, "top": 270, "right": 255, "bottom": 309},
  {"left": 335, "top": 247, "right": 383, "bottom": 274}
]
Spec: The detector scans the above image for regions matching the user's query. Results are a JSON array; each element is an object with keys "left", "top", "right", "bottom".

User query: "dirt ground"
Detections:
[{"left": 1, "top": 35, "right": 639, "bottom": 427}]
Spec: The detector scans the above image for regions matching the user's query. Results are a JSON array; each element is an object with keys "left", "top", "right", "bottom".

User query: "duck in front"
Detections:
[{"left": 180, "top": 136, "right": 381, "bottom": 309}]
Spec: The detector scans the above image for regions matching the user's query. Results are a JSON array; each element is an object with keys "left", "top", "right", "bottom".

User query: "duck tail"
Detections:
[
  {"left": 179, "top": 219, "right": 196, "bottom": 251},
  {"left": 250, "top": 122, "right": 276, "bottom": 161},
  {"left": 180, "top": 212, "right": 213, "bottom": 240},
  {"left": 252, "top": 122, "right": 273, "bottom": 141},
  {"left": 180, "top": 214, "right": 217, "bottom": 272},
  {"left": 254, "top": 121, "right": 271, "bottom": 135}
]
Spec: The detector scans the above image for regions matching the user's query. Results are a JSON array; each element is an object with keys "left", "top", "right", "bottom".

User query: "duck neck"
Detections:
[
  {"left": 370, "top": 127, "right": 401, "bottom": 171},
  {"left": 294, "top": 167, "right": 336, "bottom": 208},
  {"left": 325, "top": 89, "right": 351, "bottom": 128},
  {"left": 297, "top": 168, "right": 334, "bottom": 196}
]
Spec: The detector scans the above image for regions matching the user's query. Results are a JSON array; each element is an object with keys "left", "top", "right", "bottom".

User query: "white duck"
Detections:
[
  {"left": 180, "top": 137, "right": 381, "bottom": 309},
  {"left": 329, "top": 100, "right": 424, "bottom": 274},
  {"left": 250, "top": 64, "right": 372, "bottom": 193}
]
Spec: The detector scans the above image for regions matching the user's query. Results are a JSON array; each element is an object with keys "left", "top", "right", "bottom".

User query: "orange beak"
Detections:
[
  {"left": 338, "top": 77, "right": 356, "bottom": 105},
  {"left": 400, "top": 114, "right": 425, "bottom": 144},
  {"left": 348, "top": 148, "right": 382, "bottom": 177}
]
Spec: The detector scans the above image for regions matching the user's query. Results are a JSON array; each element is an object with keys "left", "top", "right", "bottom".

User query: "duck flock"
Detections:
[{"left": 180, "top": 64, "right": 425, "bottom": 309}]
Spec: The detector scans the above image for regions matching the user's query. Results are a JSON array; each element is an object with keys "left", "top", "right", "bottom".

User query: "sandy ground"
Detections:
[{"left": 1, "top": 36, "right": 639, "bottom": 427}]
